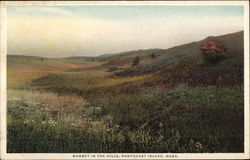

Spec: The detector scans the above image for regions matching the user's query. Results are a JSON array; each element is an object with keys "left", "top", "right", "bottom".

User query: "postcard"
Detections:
[{"left": 0, "top": 1, "right": 249, "bottom": 160}]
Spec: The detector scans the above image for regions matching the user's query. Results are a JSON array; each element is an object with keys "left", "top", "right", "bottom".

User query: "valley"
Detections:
[{"left": 7, "top": 31, "right": 244, "bottom": 153}]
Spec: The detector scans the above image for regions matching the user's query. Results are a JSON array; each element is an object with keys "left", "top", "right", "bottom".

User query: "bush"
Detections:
[
  {"left": 150, "top": 53, "right": 156, "bottom": 59},
  {"left": 132, "top": 56, "right": 140, "bottom": 66},
  {"left": 107, "top": 67, "right": 119, "bottom": 72},
  {"left": 200, "top": 41, "right": 227, "bottom": 64}
]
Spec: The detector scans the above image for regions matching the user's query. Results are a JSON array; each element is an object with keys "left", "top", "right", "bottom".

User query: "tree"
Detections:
[
  {"left": 132, "top": 56, "right": 140, "bottom": 66},
  {"left": 200, "top": 40, "right": 227, "bottom": 64}
]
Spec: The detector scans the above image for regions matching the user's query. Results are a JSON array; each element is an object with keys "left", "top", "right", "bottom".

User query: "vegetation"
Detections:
[
  {"left": 200, "top": 40, "right": 227, "bottom": 64},
  {"left": 7, "top": 31, "right": 244, "bottom": 153},
  {"left": 150, "top": 53, "right": 156, "bottom": 59},
  {"left": 132, "top": 56, "right": 140, "bottom": 66}
]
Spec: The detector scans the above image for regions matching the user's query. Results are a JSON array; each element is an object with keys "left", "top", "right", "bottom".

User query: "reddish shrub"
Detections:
[{"left": 200, "top": 41, "right": 227, "bottom": 64}]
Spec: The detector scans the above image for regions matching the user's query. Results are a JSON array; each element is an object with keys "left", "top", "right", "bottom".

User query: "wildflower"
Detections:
[
  {"left": 23, "top": 119, "right": 29, "bottom": 124},
  {"left": 195, "top": 141, "right": 203, "bottom": 150},
  {"left": 8, "top": 97, "right": 21, "bottom": 101},
  {"left": 87, "top": 117, "right": 93, "bottom": 121},
  {"left": 96, "top": 107, "right": 102, "bottom": 110},
  {"left": 158, "top": 122, "right": 164, "bottom": 128},
  {"left": 78, "top": 122, "right": 87, "bottom": 127},
  {"left": 104, "top": 115, "right": 113, "bottom": 121},
  {"left": 140, "top": 121, "right": 149, "bottom": 129},
  {"left": 71, "top": 123, "right": 77, "bottom": 127},
  {"left": 189, "top": 138, "right": 195, "bottom": 145}
]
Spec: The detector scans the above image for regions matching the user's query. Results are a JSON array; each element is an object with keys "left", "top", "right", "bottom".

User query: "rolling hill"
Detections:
[
  {"left": 8, "top": 30, "right": 243, "bottom": 75},
  {"left": 7, "top": 30, "right": 244, "bottom": 153},
  {"left": 109, "top": 31, "right": 244, "bottom": 76}
]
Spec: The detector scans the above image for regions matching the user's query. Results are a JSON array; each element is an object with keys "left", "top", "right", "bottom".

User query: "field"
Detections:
[{"left": 7, "top": 31, "right": 244, "bottom": 153}]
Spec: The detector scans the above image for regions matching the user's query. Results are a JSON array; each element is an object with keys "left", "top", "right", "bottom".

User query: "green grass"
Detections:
[
  {"left": 7, "top": 85, "right": 243, "bottom": 153},
  {"left": 7, "top": 58, "right": 244, "bottom": 153},
  {"left": 8, "top": 120, "right": 188, "bottom": 153},
  {"left": 105, "top": 86, "right": 244, "bottom": 152}
]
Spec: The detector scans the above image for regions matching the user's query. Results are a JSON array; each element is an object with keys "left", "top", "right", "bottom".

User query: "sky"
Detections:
[{"left": 7, "top": 5, "right": 244, "bottom": 57}]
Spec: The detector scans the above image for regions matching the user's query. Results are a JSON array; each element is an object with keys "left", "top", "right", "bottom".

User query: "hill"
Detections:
[
  {"left": 8, "top": 30, "right": 243, "bottom": 74},
  {"left": 98, "top": 48, "right": 164, "bottom": 59},
  {"left": 7, "top": 30, "right": 244, "bottom": 153},
  {"left": 111, "top": 31, "right": 243, "bottom": 76}
]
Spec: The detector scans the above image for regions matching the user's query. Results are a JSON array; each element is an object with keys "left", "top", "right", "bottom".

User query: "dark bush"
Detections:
[
  {"left": 150, "top": 53, "right": 156, "bottom": 59},
  {"left": 107, "top": 67, "right": 119, "bottom": 72},
  {"left": 132, "top": 56, "right": 140, "bottom": 66}
]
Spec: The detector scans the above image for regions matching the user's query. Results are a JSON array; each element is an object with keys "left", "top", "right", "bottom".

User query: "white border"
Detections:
[
  {"left": 0, "top": 3, "right": 7, "bottom": 160},
  {"left": 244, "top": 1, "right": 250, "bottom": 159},
  {"left": 0, "top": 1, "right": 249, "bottom": 160}
]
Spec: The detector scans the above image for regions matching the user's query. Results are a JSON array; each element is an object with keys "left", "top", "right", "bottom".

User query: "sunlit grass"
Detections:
[{"left": 7, "top": 69, "right": 64, "bottom": 89}]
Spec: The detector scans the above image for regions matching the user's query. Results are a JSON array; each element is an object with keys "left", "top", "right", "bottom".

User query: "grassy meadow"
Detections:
[{"left": 7, "top": 31, "right": 244, "bottom": 153}]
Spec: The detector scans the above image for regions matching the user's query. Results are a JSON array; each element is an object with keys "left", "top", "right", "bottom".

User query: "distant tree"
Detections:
[
  {"left": 200, "top": 40, "right": 227, "bottom": 64},
  {"left": 91, "top": 58, "right": 94, "bottom": 62},
  {"left": 132, "top": 56, "right": 140, "bottom": 66},
  {"left": 150, "top": 53, "right": 156, "bottom": 59},
  {"left": 41, "top": 58, "right": 44, "bottom": 61}
]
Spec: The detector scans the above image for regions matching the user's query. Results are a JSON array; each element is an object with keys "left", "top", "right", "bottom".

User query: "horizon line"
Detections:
[{"left": 7, "top": 30, "right": 244, "bottom": 59}]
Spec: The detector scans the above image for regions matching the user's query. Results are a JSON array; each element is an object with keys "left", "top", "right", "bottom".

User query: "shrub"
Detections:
[
  {"left": 132, "top": 56, "right": 140, "bottom": 66},
  {"left": 150, "top": 53, "right": 156, "bottom": 59},
  {"left": 107, "top": 67, "right": 119, "bottom": 72},
  {"left": 200, "top": 40, "right": 227, "bottom": 64}
]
